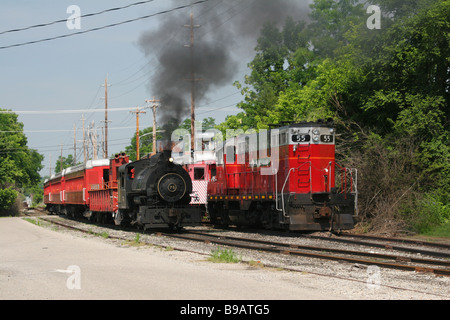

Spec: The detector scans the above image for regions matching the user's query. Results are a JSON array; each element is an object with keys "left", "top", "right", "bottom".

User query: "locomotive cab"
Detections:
[{"left": 275, "top": 121, "right": 357, "bottom": 230}]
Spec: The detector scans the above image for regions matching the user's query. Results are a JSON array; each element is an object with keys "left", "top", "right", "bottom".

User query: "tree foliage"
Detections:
[
  {"left": 0, "top": 110, "right": 44, "bottom": 214},
  {"left": 123, "top": 126, "right": 164, "bottom": 161},
  {"left": 54, "top": 154, "right": 78, "bottom": 174},
  {"left": 222, "top": 0, "right": 449, "bottom": 233},
  {"left": 123, "top": 118, "right": 218, "bottom": 161}
]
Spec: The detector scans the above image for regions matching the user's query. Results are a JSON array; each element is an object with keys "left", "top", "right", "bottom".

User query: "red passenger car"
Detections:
[
  {"left": 88, "top": 153, "right": 129, "bottom": 222},
  {"left": 207, "top": 120, "right": 357, "bottom": 231},
  {"left": 44, "top": 154, "right": 129, "bottom": 221}
]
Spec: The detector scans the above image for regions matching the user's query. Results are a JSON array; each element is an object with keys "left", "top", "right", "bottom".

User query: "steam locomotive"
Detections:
[{"left": 44, "top": 151, "right": 201, "bottom": 230}]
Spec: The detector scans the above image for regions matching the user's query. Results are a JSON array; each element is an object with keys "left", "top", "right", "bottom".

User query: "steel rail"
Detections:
[
  {"left": 300, "top": 234, "right": 450, "bottom": 259},
  {"left": 186, "top": 231, "right": 450, "bottom": 268},
  {"left": 336, "top": 232, "right": 450, "bottom": 250},
  {"left": 164, "top": 231, "right": 450, "bottom": 277}
]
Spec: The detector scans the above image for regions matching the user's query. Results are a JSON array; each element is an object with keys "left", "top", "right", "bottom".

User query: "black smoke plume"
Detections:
[{"left": 138, "top": 0, "right": 311, "bottom": 135}]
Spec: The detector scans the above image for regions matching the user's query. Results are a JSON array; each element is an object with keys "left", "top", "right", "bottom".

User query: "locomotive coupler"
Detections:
[{"left": 314, "top": 206, "right": 332, "bottom": 219}]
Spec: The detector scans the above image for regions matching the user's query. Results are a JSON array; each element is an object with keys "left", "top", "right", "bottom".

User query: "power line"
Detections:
[
  {"left": 197, "top": 101, "right": 241, "bottom": 115},
  {"left": 0, "top": 106, "right": 148, "bottom": 115},
  {"left": 0, "top": 0, "right": 210, "bottom": 50},
  {"left": 0, "top": 90, "right": 240, "bottom": 115},
  {"left": 0, "top": 0, "right": 157, "bottom": 36},
  {"left": 0, "top": 126, "right": 137, "bottom": 133}
]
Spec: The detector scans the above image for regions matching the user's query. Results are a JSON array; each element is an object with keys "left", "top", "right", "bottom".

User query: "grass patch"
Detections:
[
  {"left": 23, "top": 217, "right": 41, "bottom": 226},
  {"left": 419, "top": 221, "right": 450, "bottom": 238},
  {"left": 100, "top": 231, "right": 109, "bottom": 239},
  {"left": 122, "top": 233, "right": 148, "bottom": 247},
  {"left": 208, "top": 247, "right": 241, "bottom": 263},
  {"left": 248, "top": 260, "right": 264, "bottom": 268},
  {"left": 134, "top": 233, "right": 141, "bottom": 243}
]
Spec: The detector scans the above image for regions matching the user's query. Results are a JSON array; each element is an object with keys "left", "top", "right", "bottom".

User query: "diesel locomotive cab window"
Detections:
[
  {"left": 210, "top": 165, "right": 216, "bottom": 179},
  {"left": 194, "top": 168, "right": 205, "bottom": 180},
  {"left": 292, "top": 134, "right": 311, "bottom": 142},
  {"left": 280, "top": 132, "right": 288, "bottom": 145},
  {"left": 320, "top": 135, "right": 334, "bottom": 143}
]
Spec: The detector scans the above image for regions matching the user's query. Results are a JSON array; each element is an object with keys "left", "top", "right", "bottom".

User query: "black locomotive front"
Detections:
[{"left": 115, "top": 150, "right": 201, "bottom": 230}]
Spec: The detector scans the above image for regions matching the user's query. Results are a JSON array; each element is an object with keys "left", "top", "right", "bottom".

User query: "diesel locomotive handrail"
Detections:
[{"left": 277, "top": 161, "right": 311, "bottom": 217}]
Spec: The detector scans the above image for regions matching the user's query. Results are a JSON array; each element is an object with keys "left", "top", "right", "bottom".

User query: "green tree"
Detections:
[
  {"left": 0, "top": 110, "right": 43, "bottom": 214},
  {"left": 233, "top": 21, "right": 295, "bottom": 129},
  {"left": 124, "top": 126, "right": 164, "bottom": 161},
  {"left": 54, "top": 154, "right": 78, "bottom": 174},
  {"left": 219, "top": 0, "right": 449, "bottom": 233}
]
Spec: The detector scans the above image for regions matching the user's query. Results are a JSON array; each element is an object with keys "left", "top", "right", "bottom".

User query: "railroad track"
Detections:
[
  {"left": 304, "top": 232, "right": 450, "bottom": 258},
  {"left": 336, "top": 232, "right": 450, "bottom": 250},
  {"left": 37, "top": 216, "right": 205, "bottom": 255},
  {"left": 38, "top": 216, "right": 450, "bottom": 277},
  {"left": 164, "top": 230, "right": 450, "bottom": 277}
]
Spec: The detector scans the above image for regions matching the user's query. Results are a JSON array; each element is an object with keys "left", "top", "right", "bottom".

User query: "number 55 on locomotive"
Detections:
[{"left": 206, "top": 120, "right": 357, "bottom": 231}]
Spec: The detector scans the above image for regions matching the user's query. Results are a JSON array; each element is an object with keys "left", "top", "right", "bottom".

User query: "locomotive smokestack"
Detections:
[{"left": 163, "top": 149, "right": 172, "bottom": 160}]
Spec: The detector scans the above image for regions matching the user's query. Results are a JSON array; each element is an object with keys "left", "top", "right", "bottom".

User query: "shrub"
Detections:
[
  {"left": 409, "top": 194, "right": 450, "bottom": 234},
  {"left": 0, "top": 188, "right": 18, "bottom": 214}
]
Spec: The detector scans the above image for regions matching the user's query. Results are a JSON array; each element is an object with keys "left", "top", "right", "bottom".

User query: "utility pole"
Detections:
[
  {"left": 102, "top": 77, "right": 111, "bottom": 158},
  {"left": 81, "top": 114, "right": 86, "bottom": 164},
  {"left": 145, "top": 97, "right": 160, "bottom": 154},
  {"left": 130, "top": 106, "right": 147, "bottom": 160},
  {"left": 60, "top": 144, "right": 63, "bottom": 173},
  {"left": 184, "top": 12, "right": 201, "bottom": 153},
  {"left": 49, "top": 154, "right": 52, "bottom": 177},
  {"left": 73, "top": 123, "right": 77, "bottom": 165}
]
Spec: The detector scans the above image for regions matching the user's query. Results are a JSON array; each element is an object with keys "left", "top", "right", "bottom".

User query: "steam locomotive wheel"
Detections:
[{"left": 157, "top": 173, "right": 187, "bottom": 202}]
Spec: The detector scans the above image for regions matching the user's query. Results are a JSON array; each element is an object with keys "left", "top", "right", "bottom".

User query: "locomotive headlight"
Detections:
[
  {"left": 169, "top": 157, "right": 174, "bottom": 163},
  {"left": 312, "top": 128, "right": 320, "bottom": 142}
]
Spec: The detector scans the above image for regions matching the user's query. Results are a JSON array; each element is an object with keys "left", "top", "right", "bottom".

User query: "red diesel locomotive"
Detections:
[{"left": 206, "top": 120, "right": 357, "bottom": 231}]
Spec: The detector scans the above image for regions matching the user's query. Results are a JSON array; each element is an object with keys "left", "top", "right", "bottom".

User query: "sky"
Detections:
[{"left": 0, "top": 0, "right": 312, "bottom": 177}]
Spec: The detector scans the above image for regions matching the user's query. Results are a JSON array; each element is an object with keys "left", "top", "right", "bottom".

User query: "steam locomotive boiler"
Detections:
[{"left": 115, "top": 150, "right": 201, "bottom": 230}]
